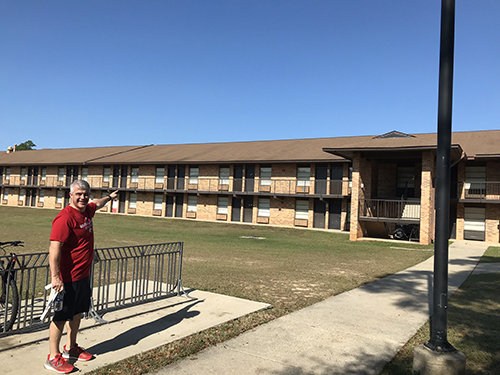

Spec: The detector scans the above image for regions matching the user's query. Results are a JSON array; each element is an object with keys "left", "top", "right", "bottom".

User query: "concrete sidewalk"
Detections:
[
  {"left": 152, "top": 241, "right": 491, "bottom": 375},
  {"left": 0, "top": 290, "right": 271, "bottom": 374}
]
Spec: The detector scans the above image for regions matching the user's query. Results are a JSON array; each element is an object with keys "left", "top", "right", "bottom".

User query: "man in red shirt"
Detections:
[{"left": 45, "top": 180, "right": 118, "bottom": 373}]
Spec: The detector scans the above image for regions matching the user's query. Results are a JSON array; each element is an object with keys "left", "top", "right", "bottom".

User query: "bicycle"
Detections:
[
  {"left": 393, "top": 224, "right": 419, "bottom": 241},
  {"left": 0, "top": 241, "right": 23, "bottom": 332}
]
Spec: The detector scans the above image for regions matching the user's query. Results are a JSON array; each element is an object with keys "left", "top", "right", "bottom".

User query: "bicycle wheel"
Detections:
[
  {"left": 0, "top": 277, "right": 19, "bottom": 332},
  {"left": 394, "top": 228, "right": 406, "bottom": 240}
]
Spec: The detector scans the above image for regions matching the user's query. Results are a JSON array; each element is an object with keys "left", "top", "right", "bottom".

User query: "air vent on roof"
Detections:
[{"left": 374, "top": 131, "right": 415, "bottom": 139}]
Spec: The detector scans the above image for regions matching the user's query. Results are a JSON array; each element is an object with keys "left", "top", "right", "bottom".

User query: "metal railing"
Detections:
[
  {"left": 360, "top": 199, "right": 421, "bottom": 221},
  {"left": 0, "top": 242, "right": 184, "bottom": 335},
  {"left": 1, "top": 175, "right": 351, "bottom": 197},
  {"left": 458, "top": 181, "right": 500, "bottom": 200}
]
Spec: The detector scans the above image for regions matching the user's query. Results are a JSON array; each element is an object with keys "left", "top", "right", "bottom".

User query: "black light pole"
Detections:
[{"left": 425, "top": 0, "right": 456, "bottom": 353}]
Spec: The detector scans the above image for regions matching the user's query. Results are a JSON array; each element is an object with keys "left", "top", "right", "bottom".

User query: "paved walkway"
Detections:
[
  {"left": 0, "top": 241, "right": 497, "bottom": 374},
  {"left": 152, "top": 241, "right": 494, "bottom": 375}
]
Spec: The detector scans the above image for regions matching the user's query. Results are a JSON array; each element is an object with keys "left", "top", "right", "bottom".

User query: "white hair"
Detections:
[{"left": 70, "top": 180, "right": 91, "bottom": 194}]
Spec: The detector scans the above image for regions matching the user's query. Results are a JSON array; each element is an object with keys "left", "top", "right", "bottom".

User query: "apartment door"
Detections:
[
  {"left": 330, "top": 165, "right": 343, "bottom": 195},
  {"left": 66, "top": 167, "right": 79, "bottom": 186},
  {"left": 313, "top": 199, "right": 326, "bottom": 228},
  {"left": 26, "top": 189, "right": 37, "bottom": 207},
  {"left": 27, "top": 167, "right": 39, "bottom": 186},
  {"left": 232, "top": 197, "right": 242, "bottom": 222},
  {"left": 120, "top": 166, "right": 128, "bottom": 188},
  {"left": 166, "top": 195, "right": 174, "bottom": 217},
  {"left": 177, "top": 166, "right": 186, "bottom": 190},
  {"left": 175, "top": 194, "right": 184, "bottom": 217},
  {"left": 243, "top": 197, "right": 253, "bottom": 222},
  {"left": 233, "top": 166, "right": 243, "bottom": 192},
  {"left": 118, "top": 192, "right": 126, "bottom": 213},
  {"left": 328, "top": 199, "right": 342, "bottom": 230},
  {"left": 464, "top": 206, "right": 485, "bottom": 241},
  {"left": 245, "top": 165, "right": 255, "bottom": 192},
  {"left": 112, "top": 167, "right": 120, "bottom": 188},
  {"left": 167, "top": 166, "right": 176, "bottom": 190},
  {"left": 315, "top": 165, "right": 327, "bottom": 194}
]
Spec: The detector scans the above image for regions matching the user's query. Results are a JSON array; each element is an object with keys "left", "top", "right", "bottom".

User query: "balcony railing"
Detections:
[
  {"left": 458, "top": 181, "right": 500, "bottom": 200},
  {"left": 0, "top": 175, "right": 351, "bottom": 197},
  {"left": 360, "top": 199, "right": 421, "bottom": 221}
]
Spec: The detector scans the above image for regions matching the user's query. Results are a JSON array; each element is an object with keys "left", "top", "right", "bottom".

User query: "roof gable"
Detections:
[{"left": 373, "top": 131, "right": 415, "bottom": 139}]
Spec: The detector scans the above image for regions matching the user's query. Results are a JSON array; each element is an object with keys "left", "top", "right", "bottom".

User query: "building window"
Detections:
[
  {"left": 154, "top": 194, "right": 163, "bottom": 210},
  {"left": 19, "top": 188, "right": 25, "bottom": 202},
  {"left": 131, "top": 167, "right": 139, "bottom": 183},
  {"left": 258, "top": 197, "right": 270, "bottom": 217},
  {"left": 81, "top": 167, "right": 88, "bottom": 181},
  {"left": 41, "top": 167, "right": 47, "bottom": 181},
  {"left": 58, "top": 167, "right": 65, "bottom": 182},
  {"left": 260, "top": 167, "right": 272, "bottom": 186},
  {"left": 5, "top": 168, "right": 10, "bottom": 180},
  {"left": 20, "top": 167, "right": 27, "bottom": 181},
  {"left": 465, "top": 166, "right": 486, "bottom": 197},
  {"left": 187, "top": 195, "right": 197, "bottom": 212},
  {"left": 219, "top": 167, "right": 230, "bottom": 186},
  {"left": 156, "top": 167, "right": 165, "bottom": 184},
  {"left": 297, "top": 167, "right": 311, "bottom": 189},
  {"left": 56, "top": 190, "right": 63, "bottom": 204},
  {"left": 218, "top": 196, "right": 229, "bottom": 214},
  {"left": 39, "top": 190, "right": 45, "bottom": 203},
  {"left": 129, "top": 193, "right": 137, "bottom": 209},
  {"left": 103, "top": 167, "right": 111, "bottom": 183},
  {"left": 189, "top": 167, "right": 199, "bottom": 184},
  {"left": 295, "top": 199, "right": 309, "bottom": 220},
  {"left": 3, "top": 188, "right": 9, "bottom": 201}
]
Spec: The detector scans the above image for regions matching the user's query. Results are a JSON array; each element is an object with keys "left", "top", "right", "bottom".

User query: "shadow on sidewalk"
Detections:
[{"left": 87, "top": 299, "right": 203, "bottom": 355}]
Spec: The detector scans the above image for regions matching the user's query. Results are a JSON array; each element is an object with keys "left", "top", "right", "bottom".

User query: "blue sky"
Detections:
[{"left": 1, "top": 1, "right": 498, "bottom": 150}]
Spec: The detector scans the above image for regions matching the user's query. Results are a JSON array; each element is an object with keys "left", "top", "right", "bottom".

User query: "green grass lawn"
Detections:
[{"left": 0, "top": 205, "right": 440, "bottom": 374}]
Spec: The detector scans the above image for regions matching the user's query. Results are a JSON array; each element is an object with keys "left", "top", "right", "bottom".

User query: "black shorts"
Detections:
[{"left": 52, "top": 276, "right": 91, "bottom": 322}]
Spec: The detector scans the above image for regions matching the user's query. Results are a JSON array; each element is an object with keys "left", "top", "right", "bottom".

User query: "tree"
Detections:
[{"left": 16, "top": 140, "right": 36, "bottom": 151}]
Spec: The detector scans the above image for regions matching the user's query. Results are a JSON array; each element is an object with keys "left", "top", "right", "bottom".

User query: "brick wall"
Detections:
[
  {"left": 456, "top": 203, "right": 464, "bottom": 240},
  {"left": 271, "top": 197, "right": 295, "bottom": 227},
  {"left": 377, "top": 162, "right": 397, "bottom": 198},
  {"left": 486, "top": 204, "right": 500, "bottom": 243}
]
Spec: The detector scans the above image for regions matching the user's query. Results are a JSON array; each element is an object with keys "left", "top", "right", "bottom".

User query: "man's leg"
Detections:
[
  {"left": 49, "top": 320, "right": 66, "bottom": 359},
  {"left": 65, "top": 313, "right": 82, "bottom": 350}
]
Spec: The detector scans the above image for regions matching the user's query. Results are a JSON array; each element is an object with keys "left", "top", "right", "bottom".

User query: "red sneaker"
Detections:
[
  {"left": 62, "top": 344, "right": 93, "bottom": 361},
  {"left": 44, "top": 353, "right": 74, "bottom": 373}
]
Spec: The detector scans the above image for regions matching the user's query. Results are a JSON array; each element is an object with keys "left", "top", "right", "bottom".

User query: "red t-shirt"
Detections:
[{"left": 50, "top": 203, "right": 97, "bottom": 282}]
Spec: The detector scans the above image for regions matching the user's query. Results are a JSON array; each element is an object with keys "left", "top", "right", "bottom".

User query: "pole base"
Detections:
[{"left": 413, "top": 344, "right": 466, "bottom": 375}]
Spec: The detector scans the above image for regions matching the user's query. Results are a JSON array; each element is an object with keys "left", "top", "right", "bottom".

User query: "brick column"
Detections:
[
  {"left": 349, "top": 153, "right": 371, "bottom": 241},
  {"left": 420, "top": 151, "right": 435, "bottom": 245}
]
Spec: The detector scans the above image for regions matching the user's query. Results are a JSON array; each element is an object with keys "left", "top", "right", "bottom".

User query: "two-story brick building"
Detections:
[{"left": 1, "top": 129, "right": 499, "bottom": 245}]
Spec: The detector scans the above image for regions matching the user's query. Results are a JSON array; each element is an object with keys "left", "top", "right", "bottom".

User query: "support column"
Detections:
[
  {"left": 349, "top": 153, "right": 362, "bottom": 241},
  {"left": 420, "top": 150, "right": 435, "bottom": 245},
  {"left": 349, "top": 153, "right": 371, "bottom": 241}
]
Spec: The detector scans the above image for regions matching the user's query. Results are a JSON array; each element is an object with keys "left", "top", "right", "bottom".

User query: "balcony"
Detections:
[
  {"left": 0, "top": 175, "right": 351, "bottom": 198},
  {"left": 458, "top": 181, "right": 500, "bottom": 202},
  {"left": 359, "top": 199, "right": 421, "bottom": 223}
]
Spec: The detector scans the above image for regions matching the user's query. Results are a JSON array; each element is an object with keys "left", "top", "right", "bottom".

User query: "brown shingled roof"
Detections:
[
  {"left": 0, "top": 130, "right": 498, "bottom": 166},
  {"left": 87, "top": 137, "right": 365, "bottom": 165},
  {"left": 0, "top": 145, "right": 148, "bottom": 166},
  {"left": 323, "top": 130, "right": 500, "bottom": 161}
]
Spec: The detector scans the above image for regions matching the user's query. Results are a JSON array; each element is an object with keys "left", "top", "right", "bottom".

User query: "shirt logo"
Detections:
[{"left": 80, "top": 218, "right": 93, "bottom": 233}]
